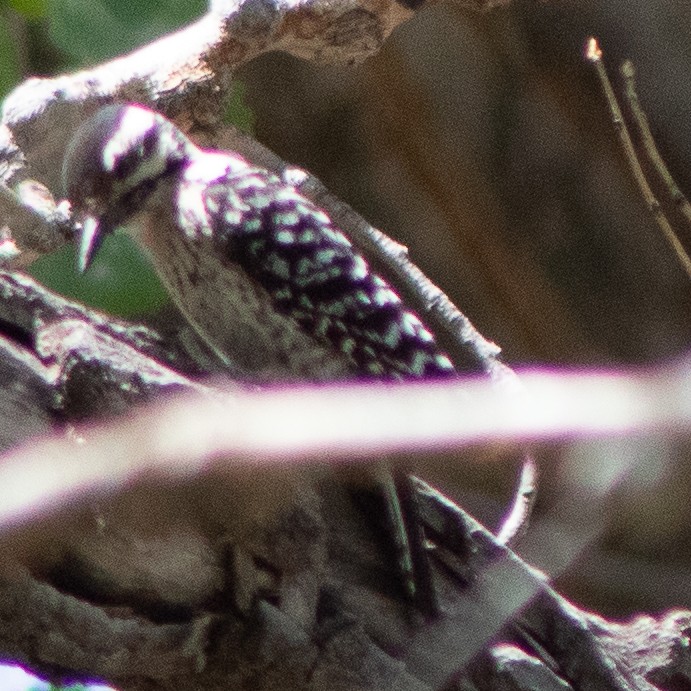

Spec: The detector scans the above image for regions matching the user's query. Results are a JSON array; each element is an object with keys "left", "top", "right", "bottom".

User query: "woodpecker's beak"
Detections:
[{"left": 77, "top": 215, "right": 102, "bottom": 274}]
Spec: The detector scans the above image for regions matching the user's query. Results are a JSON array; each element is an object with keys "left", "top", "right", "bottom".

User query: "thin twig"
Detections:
[
  {"left": 496, "top": 452, "right": 538, "bottom": 547},
  {"left": 585, "top": 37, "right": 691, "bottom": 280},
  {"left": 620, "top": 59, "right": 691, "bottom": 229}
]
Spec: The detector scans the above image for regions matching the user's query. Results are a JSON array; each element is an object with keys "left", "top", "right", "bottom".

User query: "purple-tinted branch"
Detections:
[{"left": 0, "top": 356, "right": 688, "bottom": 533}]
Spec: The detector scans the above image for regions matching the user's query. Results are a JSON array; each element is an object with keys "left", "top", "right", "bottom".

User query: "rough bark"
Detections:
[{"left": 0, "top": 1, "right": 688, "bottom": 689}]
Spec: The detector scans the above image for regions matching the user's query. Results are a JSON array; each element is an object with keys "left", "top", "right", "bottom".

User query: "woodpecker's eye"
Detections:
[
  {"left": 109, "top": 129, "right": 158, "bottom": 182},
  {"left": 111, "top": 146, "right": 141, "bottom": 181}
]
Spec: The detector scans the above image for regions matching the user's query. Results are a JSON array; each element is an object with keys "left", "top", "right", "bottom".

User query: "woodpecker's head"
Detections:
[{"left": 63, "top": 103, "right": 192, "bottom": 272}]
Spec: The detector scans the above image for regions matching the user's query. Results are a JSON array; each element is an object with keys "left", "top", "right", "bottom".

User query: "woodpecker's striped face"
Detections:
[{"left": 63, "top": 104, "right": 190, "bottom": 271}]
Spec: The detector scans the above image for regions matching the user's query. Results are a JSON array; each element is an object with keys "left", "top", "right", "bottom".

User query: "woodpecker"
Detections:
[{"left": 62, "top": 103, "right": 457, "bottom": 611}]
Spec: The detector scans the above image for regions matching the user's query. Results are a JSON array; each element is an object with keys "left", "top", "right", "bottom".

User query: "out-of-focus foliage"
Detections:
[
  {"left": 7, "top": 0, "right": 46, "bottom": 20},
  {"left": 0, "top": 0, "right": 253, "bottom": 317},
  {"left": 226, "top": 80, "right": 256, "bottom": 135},
  {"left": 29, "top": 232, "right": 170, "bottom": 316},
  {"left": 46, "top": 0, "right": 205, "bottom": 64},
  {"left": 0, "top": 9, "right": 21, "bottom": 98}
]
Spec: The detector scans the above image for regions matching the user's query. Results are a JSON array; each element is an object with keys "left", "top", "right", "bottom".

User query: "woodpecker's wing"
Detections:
[{"left": 202, "top": 167, "right": 455, "bottom": 381}]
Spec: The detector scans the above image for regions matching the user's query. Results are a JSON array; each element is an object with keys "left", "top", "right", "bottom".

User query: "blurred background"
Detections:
[{"left": 0, "top": 0, "right": 689, "bottom": 687}]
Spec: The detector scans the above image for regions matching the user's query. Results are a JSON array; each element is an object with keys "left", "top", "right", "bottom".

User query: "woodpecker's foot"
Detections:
[{"left": 392, "top": 472, "right": 440, "bottom": 619}]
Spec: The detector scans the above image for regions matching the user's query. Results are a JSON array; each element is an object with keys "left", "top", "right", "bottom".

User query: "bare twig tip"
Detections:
[
  {"left": 621, "top": 59, "right": 635, "bottom": 79},
  {"left": 585, "top": 37, "right": 602, "bottom": 63}
]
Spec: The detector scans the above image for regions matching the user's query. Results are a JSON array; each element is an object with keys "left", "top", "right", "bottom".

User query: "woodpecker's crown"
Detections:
[{"left": 63, "top": 103, "right": 192, "bottom": 270}]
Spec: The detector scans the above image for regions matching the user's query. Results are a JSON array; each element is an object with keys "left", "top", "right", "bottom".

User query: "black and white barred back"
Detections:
[{"left": 202, "top": 167, "right": 455, "bottom": 381}]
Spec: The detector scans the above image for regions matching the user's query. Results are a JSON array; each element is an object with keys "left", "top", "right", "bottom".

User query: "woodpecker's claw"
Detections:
[{"left": 77, "top": 215, "right": 101, "bottom": 273}]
